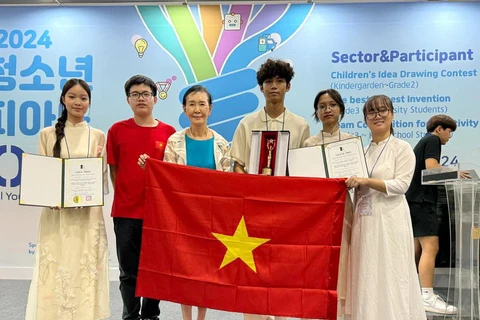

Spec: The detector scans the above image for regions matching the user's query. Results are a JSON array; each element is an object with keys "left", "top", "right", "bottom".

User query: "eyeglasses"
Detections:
[
  {"left": 129, "top": 92, "right": 153, "bottom": 100},
  {"left": 318, "top": 103, "right": 339, "bottom": 113},
  {"left": 366, "top": 108, "right": 390, "bottom": 120}
]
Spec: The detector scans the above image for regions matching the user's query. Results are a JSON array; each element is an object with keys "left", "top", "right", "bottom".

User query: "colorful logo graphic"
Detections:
[
  {"left": 155, "top": 76, "right": 177, "bottom": 100},
  {"left": 131, "top": 35, "right": 148, "bottom": 58},
  {"left": 223, "top": 12, "right": 243, "bottom": 31},
  {"left": 137, "top": 4, "right": 314, "bottom": 141},
  {"left": 258, "top": 33, "right": 281, "bottom": 52}
]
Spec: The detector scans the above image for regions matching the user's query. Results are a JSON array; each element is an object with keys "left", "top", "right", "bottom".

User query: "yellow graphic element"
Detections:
[
  {"left": 134, "top": 38, "right": 148, "bottom": 58},
  {"left": 73, "top": 195, "right": 81, "bottom": 204},
  {"left": 199, "top": 5, "right": 223, "bottom": 55},
  {"left": 473, "top": 227, "right": 479, "bottom": 239},
  {"left": 212, "top": 216, "right": 270, "bottom": 272},
  {"left": 22, "top": 153, "right": 27, "bottom": 157},
  {"left": 155, "top": 81, "right": 172, "bottom": 100}
]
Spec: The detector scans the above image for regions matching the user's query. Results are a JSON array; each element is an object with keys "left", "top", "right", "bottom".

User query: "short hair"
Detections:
[
  {"left": 312, "top": 89, "right": 345, "bottom": 122},
  {"left": 256, "top": 59, "right": 295, "bottom": 86},
  {"left": 362, "top": 95, "right": 395, "bottom": 135},
  {"left": 426, "top": 115, "right": 457, "bottom": 133},
  {"left": 182, "top": 85, "right": 212, "bottom": 106},
  {"left": 124, "top": 75, "right": 157, "bottom": 97}
]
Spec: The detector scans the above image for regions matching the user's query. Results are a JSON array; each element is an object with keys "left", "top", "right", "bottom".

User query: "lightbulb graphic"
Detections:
[{"left": 131, "top": 35, "right": 148, "bottom": 58}]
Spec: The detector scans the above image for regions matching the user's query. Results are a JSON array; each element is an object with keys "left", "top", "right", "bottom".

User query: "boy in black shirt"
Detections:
[{"left": 406, "top": 114, "right": 457, "bottom": 315}]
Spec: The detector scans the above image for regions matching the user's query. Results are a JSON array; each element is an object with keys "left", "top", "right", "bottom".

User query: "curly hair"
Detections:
[{"left": 256, "top": 59, "right": 295, "bottom": 86}]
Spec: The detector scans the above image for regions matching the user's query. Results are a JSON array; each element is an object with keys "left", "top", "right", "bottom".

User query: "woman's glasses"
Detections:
[
  {"left": 318, "top": 103, "right": 339, "bottom": 113},
  {"left": 366, "top": 108, "right": 390, "bottom": 120}
]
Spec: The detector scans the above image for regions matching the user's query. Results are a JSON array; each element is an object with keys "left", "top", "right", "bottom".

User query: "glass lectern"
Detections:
[{"left": 422, "top": 164, "right": 480, "bottom": 320}]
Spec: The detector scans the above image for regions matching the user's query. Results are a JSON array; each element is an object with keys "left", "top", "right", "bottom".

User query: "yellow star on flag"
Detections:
[{"left": 212, "top": 216, "right": 270, "bottom": 273}]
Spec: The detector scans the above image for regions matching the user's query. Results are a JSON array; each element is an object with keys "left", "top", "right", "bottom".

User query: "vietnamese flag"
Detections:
[{"left": 137, "top": 160, "right": 347, "bottom": 319}]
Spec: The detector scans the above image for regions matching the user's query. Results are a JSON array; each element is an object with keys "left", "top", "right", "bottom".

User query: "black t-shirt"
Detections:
[{"left": 406, "top": 134, "right": 441, "bottom": 204}]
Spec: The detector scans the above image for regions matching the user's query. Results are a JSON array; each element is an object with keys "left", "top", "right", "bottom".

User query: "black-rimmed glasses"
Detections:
[
  {"left": 366, "top": 108, "right": 390, "bottom": 120},
  {"left": 129, "top": 92, "right": 153, "bottom": 100}
]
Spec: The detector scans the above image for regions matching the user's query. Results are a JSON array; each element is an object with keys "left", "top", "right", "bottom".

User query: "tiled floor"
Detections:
[
  {"left": 0, "top": 280, "right": 242, "bottom": 320},
  {"left": 0, "top": 280, "right": 461, "bottom": 320}
]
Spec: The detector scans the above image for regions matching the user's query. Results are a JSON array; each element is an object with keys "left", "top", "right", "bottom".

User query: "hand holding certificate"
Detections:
[
  {"left": 288, "top": 136, "right": 368, "bottom": 178},
  {"left": 19, "top": 153, "right": 104, "bottom": 208},
  {"left": 323, "top": 137, "right": 369, "bottom": 178}
]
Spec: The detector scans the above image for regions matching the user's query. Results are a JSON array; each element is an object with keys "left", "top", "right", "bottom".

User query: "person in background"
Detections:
[{"left": 406, "top": 114, "right": 458, "bottom": 315}]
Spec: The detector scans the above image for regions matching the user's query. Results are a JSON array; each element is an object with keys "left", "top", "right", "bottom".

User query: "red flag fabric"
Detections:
[{"left": 137, "top": 160, "right": 346, "bottom": 319}]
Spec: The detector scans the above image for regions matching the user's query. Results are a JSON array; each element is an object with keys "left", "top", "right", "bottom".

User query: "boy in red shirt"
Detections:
[{"left": 107, "top": 75, "right": 176, "bottom": 320}]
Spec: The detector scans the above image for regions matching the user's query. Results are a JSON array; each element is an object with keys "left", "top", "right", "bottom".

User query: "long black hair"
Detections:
[{"left": 53, "top": 79, "right": 91, "bottom": 157}]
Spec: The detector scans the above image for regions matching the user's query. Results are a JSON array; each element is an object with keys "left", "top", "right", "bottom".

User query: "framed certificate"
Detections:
[
  {"left": 19, "top": 153, "right": 104, "bottom": 208},
  {"left": 249, "top": 131, "right": 290, "bottom": 176},
  {"left": 288, "top": 136, "right": 368, "bottom": 178}
]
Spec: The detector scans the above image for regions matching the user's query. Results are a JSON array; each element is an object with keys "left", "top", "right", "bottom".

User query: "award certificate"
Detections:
[
  {"left": 19, "top": 153, "right": 104, "bottom": 208},
  {"left": 289, "top": 137, "right": 368, "bottom": 178}
]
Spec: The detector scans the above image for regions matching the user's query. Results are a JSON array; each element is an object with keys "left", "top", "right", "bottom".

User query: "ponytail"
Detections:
[{"left": 53, "top": 108, "right": 67, "bottom": 158}]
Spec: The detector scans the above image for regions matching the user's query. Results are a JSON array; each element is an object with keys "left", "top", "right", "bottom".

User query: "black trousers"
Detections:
[{"left": 114, "top": 217, "right": 160, "bottom": 320}]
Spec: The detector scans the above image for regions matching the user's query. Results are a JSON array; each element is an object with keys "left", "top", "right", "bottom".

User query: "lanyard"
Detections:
[
  {"left": 364, "top": 135, "right": 391, "bottom": 178},
  {"left": 264, "top": 108, "right": 286, "bottom": 131},
  {"left": 64, "top": 125, "right": 91, "bottom": 158},
  {"left": 321, "top": 129, "right": 341, "bottom": 145}
]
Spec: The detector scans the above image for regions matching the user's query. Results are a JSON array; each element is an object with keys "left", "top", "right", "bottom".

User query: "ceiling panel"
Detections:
[{"left": 0, "top": 0, "right": 476, "bottom": 6}]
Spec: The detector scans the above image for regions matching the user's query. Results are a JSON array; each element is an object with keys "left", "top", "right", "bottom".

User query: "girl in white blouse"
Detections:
[
  {"left": 303, "top": 89, "right": 354, "bottom": 147},
  {"left": 345, "top": 95, "right": 426, "bottom": 320},
  {"left": 302, "top": 89, "right": 354, "bottom": 320}
]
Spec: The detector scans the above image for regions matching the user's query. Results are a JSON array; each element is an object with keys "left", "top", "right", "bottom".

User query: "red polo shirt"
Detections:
[{"left": 107, "top": 118, "right": 176, "bottom": 219}]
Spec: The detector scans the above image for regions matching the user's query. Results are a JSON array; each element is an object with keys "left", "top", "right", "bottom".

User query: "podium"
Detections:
[{"left": 422, "top": 164, "right": 480, "bottom": 319}]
